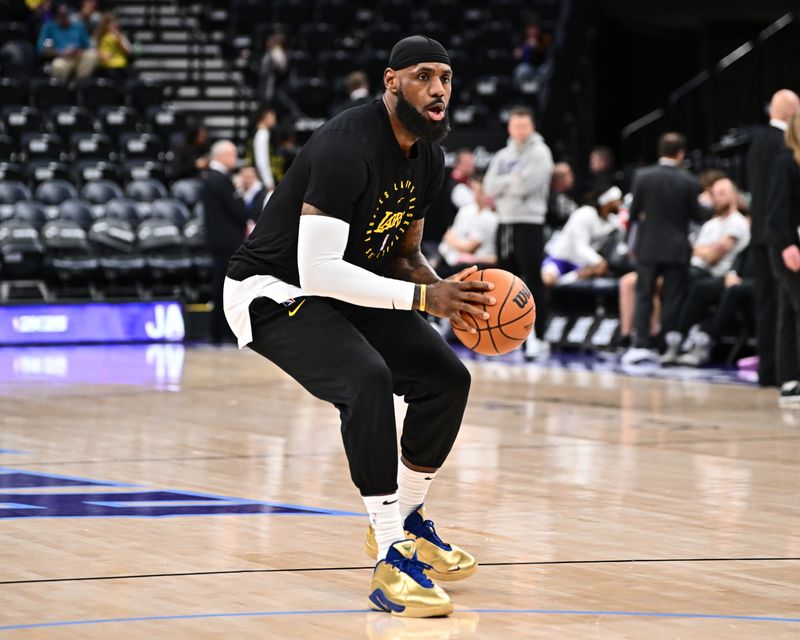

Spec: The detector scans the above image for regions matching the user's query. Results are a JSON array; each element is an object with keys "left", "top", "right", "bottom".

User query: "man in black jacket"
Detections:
[
  {"left": 203, "top": 140, "right": 253, "bottom": 344},
  {"left": 622, "top": 132, "right": 705, "bottom": 365},
  {"left": 746, "top": 89, "right": 800, "bottom": 387}
]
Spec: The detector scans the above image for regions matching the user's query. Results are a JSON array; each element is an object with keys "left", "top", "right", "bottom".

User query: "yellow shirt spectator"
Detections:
[{"left": 98, "top": 32, "right": 128, "bottom": 69}]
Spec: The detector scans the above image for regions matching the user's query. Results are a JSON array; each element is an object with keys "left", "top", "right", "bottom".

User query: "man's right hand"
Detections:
[
  {"left": 783, "top": 245, "right": 800, "bottom": 272},
  {"left": 422, "top": 265, "right": 496, "bottom": 334}
]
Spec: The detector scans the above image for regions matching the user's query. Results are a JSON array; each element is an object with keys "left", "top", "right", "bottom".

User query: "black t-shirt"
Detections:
[{"left": 227, "top": 100, "right": 445, "bottom": 284}]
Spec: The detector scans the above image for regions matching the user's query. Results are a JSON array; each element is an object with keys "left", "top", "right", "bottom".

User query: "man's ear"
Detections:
[{"left": 384, "top": 68, "right": 398, "bottom": 94}]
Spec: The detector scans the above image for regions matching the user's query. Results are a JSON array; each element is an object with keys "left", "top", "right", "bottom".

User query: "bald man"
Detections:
[
  {"left": 202, "top": 140, "right": 253, "bottom": 344},
  {"left": 746, "top": 89, "right": 800, "bottom": 386}
]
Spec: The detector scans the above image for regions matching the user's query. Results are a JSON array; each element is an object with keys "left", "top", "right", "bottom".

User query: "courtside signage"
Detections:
[{"left": 0, "top": 301, "right": 185, "bottom": 345}]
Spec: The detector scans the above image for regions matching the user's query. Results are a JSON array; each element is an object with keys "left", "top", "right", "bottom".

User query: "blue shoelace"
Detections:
[
  {"left": 388, "top": 554, "right": 434, "bottom": 588},
  {"left": 406, "top": 517, "right": 453, "bottom": 552}
]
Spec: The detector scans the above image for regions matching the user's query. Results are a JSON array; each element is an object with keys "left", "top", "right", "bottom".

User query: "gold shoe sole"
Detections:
[{"left": 428, "top": 563, "right": 478, "bottom": 582}]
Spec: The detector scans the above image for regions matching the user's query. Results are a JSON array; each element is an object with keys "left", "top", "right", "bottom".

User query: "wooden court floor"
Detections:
[{"left": 0, "top": 345, "right": 798, "bottom": 638}]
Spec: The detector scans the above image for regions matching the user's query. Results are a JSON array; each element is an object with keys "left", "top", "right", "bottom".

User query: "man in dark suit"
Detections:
[
  {"left": 622, "top": 132, "right": 705, "bottom": 364},
  {"left": 203, "top": 140, "right": 253, "bottom": 344},
  {"left": 329, "top": 71, "right": 372, "bottom": 117},
  {"left": 746, "top": 89, "right": 800, "bottom": 387}
]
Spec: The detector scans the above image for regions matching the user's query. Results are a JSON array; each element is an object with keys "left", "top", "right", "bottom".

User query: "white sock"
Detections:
[
  {"left": 398, "top": 463, "right": 436, "bottom": 520},
  {"left": 363, "top": 493, "right": 404, "bottom": 561}
]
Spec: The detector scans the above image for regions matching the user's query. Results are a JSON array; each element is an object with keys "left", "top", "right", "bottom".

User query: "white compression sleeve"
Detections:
[{"left": 297, "top": 215, "right": 416, "bottom": 310}]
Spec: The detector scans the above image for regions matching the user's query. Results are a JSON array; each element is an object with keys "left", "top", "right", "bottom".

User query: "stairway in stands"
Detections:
[{"left": 114, "top": 0, "right": 256, "bottom": 145}]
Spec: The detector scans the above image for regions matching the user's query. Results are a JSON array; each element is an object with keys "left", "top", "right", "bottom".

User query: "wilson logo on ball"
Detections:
[{"left": 512, "top": 287, "right": 532, "bottom": 309}]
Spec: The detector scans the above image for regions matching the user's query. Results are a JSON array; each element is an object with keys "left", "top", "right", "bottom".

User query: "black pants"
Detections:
[
  {"left": 752, "top": 244, "right": 778, "bottom": 386},
  {"left": 633, "top": 263, "right": 688, "bottom": 348},
  {"left": 770, "top": 248, "right": 800, "bottom": 384},
  {"left": 210, "top": 250, "right": 237, "bottom": 344},
  {"left": 706, "top": 282, "right": 753, "bottom": 339},
  {"left": 676, "top": 275, "right": 724, "bottom": 335},
  {"left": 496, "top": 223, "right": 547, "bottom": 338},
  {"left": 247, "top": 296, "right": 471, "bottom": 496}
]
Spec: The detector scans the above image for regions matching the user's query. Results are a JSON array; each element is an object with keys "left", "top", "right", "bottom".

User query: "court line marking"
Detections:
[
  {"left": 0, "top": 607, "right": 798, "bottom": 631},
  {"left": 3, "top": 433, "right": 798, "bottom": 469},
  {"left": 2, "top": 557, "right": 797, "bottom": 585}
]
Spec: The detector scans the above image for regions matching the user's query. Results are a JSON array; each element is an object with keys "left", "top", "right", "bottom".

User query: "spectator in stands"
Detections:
[
  {"left": 622, "top": 132, "right": 705, "bottom": 365},
  {"left": 677, "top": 245, "right": 754, "bottom": 367},
  {"left": 660, "top": 177, "right": 750, "bottom": 364},
  {"left": 94, "top": 13, "right": 131, "bottom": 79},
  {"left": 271, "top": 121, "right": 299, "bottom": 182},
  {"left": 330, "top": 71, "right": 372, "bottom": 117},
  {"left": 257, "top": 33, "right": 288, "bottom": 106},
  {"left": 485, "top": 106, "right": 554, "bottom": 359},
  {"left": 437, "top": 177, "right": 497, "bottom": 276},
  {"left": 37, "top": 1, "right": 97, "bottom": 85},
  {"left": 169, "top": 122, "right": 210, "bottom": 181},
  {"left": 746, "top": 88, "right": 800, "bottom": 388},
  {"left": 547, "top": 161, "right": 579, "bottom": 232},
  {"left": 767, "top": 112, "right": 800, "bottom": 407},
  {"left": 78, "top": 0, "right": 100, "bottom": 32},
  {"left": 584, "top": 145, "right": 616, "bottom": 198},
  {"left": 422, "top": 148, "right": 477, "bottom": 261},
  {"left": 203, "top": 141, "right": 254, "bottom": 345},
  {"left": 542, "top": 185, "right": 622, "bottom": 287},
  {"left": 235, "top": 166, "right": 268, "bottom": 220},
  {"left": 512, "top": 18, "right": 548, "bottom": 88},
  {"left": 252, "top": 105, "right": 278, "bottom": 193}
]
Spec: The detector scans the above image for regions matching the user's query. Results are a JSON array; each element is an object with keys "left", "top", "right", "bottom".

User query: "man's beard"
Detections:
[{"left": 396, "top": 87, "right": 450, "bottom": 144}]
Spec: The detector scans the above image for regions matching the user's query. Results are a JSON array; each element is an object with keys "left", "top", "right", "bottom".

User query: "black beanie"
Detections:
[{"left": 388, "top": 35, "right": 451, "bottom": 70}]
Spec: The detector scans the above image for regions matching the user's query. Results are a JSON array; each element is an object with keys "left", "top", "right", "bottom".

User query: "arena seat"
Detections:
[
  {"left": 81, "top": 180, "right": 124, "bottom": 207},
  {"left": 49, "top": 105, "right": 96, "bottom": 141},
  {"left": 20, "top": 132, "right": 65, "bottom": 163},
  {"left": 73, "top": 160, "right": 120, "bottom": 186},
  {"left": 0, "top": 77, "right": 26, "bottom": 106},
  {"left": 58, "top": 199, "right": 96, "bottom": 230},
  {"left": 0, "top": 180, "right": 31, "bottom": 219},
  {"left": 169, "top": 178, "right": 203, "bottom": 208},
  {"left": 13, "top": 201, "right": 48, "bottom": 229},
  {"left": 25, "top": 161, "right": 72, "bottom": 189},
  {"left": 2, "top": 106, "right": 43, "bottom": 141},
  {"left": 35, "top": 179, "right": 78, "bottom": 209},
  {"left": 104, "top": 198, "right": 141, "bottom": 225},
  {"left": 30, "top": 78, "right": 73, "bottom": 112}
]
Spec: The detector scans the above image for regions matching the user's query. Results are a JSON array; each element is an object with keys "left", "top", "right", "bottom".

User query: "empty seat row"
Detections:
[{"left": 0, "top": 160, "right": 182, "bottom": 190}]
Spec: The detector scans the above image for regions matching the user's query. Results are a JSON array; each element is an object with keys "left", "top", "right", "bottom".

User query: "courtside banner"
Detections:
[{"left": 0, "top": 301, "right": 185, "bottom": 345}]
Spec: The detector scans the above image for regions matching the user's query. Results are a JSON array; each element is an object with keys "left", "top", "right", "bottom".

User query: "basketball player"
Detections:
[{"left": 224, "top": 36, "right": 494, "bottom": 617}]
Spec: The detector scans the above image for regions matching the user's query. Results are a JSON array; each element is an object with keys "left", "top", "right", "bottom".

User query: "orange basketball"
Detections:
[{"left": 452, "top": 268, "right": 536, "bottom": 355}]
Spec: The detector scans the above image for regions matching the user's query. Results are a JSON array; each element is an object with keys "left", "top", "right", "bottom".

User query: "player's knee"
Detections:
[
  {"left": 437, "top": 356, "right": 471, "bottom": 400},
  {"left": 349, "top": 359, "right": 393, "bottom": 398}
]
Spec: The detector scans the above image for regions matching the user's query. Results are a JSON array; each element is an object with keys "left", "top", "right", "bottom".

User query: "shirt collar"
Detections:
[
  {"left": 658, "top": 157, "right": 679, "bottom": 167},
  {"left": 770, "top": 118, "right": 788, "bottom": 132},
  {"left": 209, "top": 160, "right": 228, "bottom": 174}
]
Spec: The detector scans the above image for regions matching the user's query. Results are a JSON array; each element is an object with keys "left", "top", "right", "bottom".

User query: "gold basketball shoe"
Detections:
[
  {"left": 366, "top": 507, "right": 478, "bottom": 582},
  {"left": 368, "top": 539, "right": 453, "bottom": 618}
]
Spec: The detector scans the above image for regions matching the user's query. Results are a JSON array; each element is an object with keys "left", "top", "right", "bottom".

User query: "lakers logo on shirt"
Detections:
[{"left": 364, "top": 180, "right": 416, "bottom": 260}]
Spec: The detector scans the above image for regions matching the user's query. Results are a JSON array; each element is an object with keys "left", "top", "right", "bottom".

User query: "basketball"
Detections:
[{"left": 452, "top": 268, "right": 536, "bottom": 355}]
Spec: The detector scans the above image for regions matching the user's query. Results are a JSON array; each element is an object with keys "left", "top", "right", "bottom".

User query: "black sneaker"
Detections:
[{"left": 779, "top": 381, "right": 800, "bottom": 408}]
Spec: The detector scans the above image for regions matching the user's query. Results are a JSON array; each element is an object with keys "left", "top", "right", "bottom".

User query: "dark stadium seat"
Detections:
[
  {"left": 138, "top": 216, "right": 192, "bottom": 292},
  {"left": 0, "top": 162, "right": 22, "bottom": 181},
  {"left": 73, "top": 159, "right": 119, "bottom": 186},
  {"left": 34, "top": 179, "right": 79, "bottom": 208},
  {"left": 41, "top": 216, "right": 99, "bottom": 297},
  {"left": 125, "top": 78, "right": 166, "bottom": 113},
  {"left": 122, "top": 160, "right": 166, "bottom": 184},
  {"left": 30, "top": 78, "right": 73, "bottom": 111},
  {"left": 146, "top": 106, "right": 188, "bottom": 140},
  {"left": 58, "top": 198, "right": 96, "bottom": 229},
  {"left": 104, "top": 198, "right": 140, "bottom": 225},
  {"left": 169, "top": 178, "right": 203, "bottom": 208},
  {"left": 20, "top": 132, "right": 65, "bottom": 162},
  {"left": 49, "top": 106, "right": 95, "bottom": 140},
  {"left": 182, "top": 214, "right": 213, "bottom": 300},
  {"left": 0, "top": 217, "right": 47, "bottom": 300},
  {"left": 472, "top": 76, "right": 514, "bottom": 110},
  {"left": 0, "top": 180, "right": 31, "bottom": 219},
  {"left": 120, "top": 132, "right": 163, "bottom": 161},
  {"left": 0, "top": 40, "right": 35, "bottom": 80},
  {"left": 1, "top": 106, "right": 43, "bottom": 141},
  {"left": 89, "top": 215, "right": 145, "bottom": 295},
  {"left": 299, "top": 23, "right": 337, "bottom": 53},
  {"left": 318, "top": 50, "right": 356, "bottom": 80},
  {"left": 78, "top": 78, "right": 123, "bottom": 110},
  {"left": 151, "top": 198, "right": 192, "bottom": 226},
  {"left": 0, "top": 77, "right": 26, "bottom": 106},
  {"left": 70, "top": 132, "right": 115, "bottom": 161},
  {"left": 81, "top": 180, "right": 124, "bottom": 206},
  {"left": 125, "top": 178, "right": 168, "bottom": 203},
  {"left": 13, "top": 201, "right": 48, "bottom": 229},
  {"left": 96, "top": 106, "right": 139, "bottom": 140},
  {"left": 25, "top": 160, "right": 71, "bottom": 189},
  {"left": 272, "top": 0, "right": 310, "bottom": 27}
]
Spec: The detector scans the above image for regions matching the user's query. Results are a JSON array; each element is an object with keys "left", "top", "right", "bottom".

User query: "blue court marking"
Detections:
[
  {"left": 0, "top": 467, "right": 138, "bottom": 489},
  {"left": 0, "top": 503, "right": 45, "bottom": 509},
  {"left": 0, "top": 449, "right": 26, "bottom": 454},
  {"left": 0, "top": 608, "right": 798, "bottom": 631}
]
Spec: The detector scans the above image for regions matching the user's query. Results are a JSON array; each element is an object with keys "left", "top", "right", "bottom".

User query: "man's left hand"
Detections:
[{"left": 783, "top": 245, "right": 800, "bottom": 272}]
